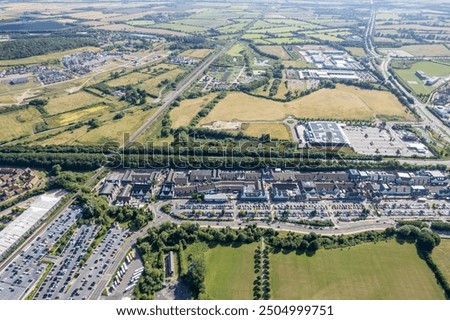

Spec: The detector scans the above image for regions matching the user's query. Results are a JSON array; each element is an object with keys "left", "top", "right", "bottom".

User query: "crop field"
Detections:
[
  {"left": 45, "top": 91, "right": 104, "bottom": 115},
  {"left": 250, "top": 26, "right": 300, "bottom": 34},
  {"left": 432, "top": 239, "right": 450, "bottom": 283},
  {"left": 128, "top": 20, "right": 155, "bottom": 27},
  {"left": 394, "top": 61, "right": 450, "bottom": 95},
  {"left": 138, "top": 68, "right": 184, "bottom": 97},
  {"left": 264, "top": 19, "right": 319, "bottom": 30},
  {"left": 0, "top": 46, "right": 100, "bottom": 67},
  {"left": 203, "top": 243, "right": 257, "bottom": 300},
  {"left": 180, "top": 49, "right": 212, "bottom": 59},
  {"left": 106, "top": 72, "right": 150, "bottom": 87},
  {"left": 242, "top": 123, "right": 291, "bottom": 140},
  {"left": 152, "top": 23, "right": 207, "bottom": 33},
  {"left": 46, "top": 104, "right": 111, "bottom": 127},
  {"left": 199, "top": 85, "right": 414, "bottom": 124},
  {"left": 0, "top": 107, "right": 42, "bottom": 142},
  {"left": 265, "top": 38, "right": 314, "bottom": 45},
  {"left": 217, "top": 22, "right": 249, "bottom": 34},
  {"left": 170, "top": 93, "right": 218, "bottom": 129},
  {"left": 400, "top": 44, "right": 450, "bottom": 57},
  {"left": 270, "top": 241, "right": 445, "bottom": 300},
  {"left": 257, "top": 46, "right": 290, "bottom": 59},
  {"left": 96, "top": 24, "right": 186, "bottom": 36}
]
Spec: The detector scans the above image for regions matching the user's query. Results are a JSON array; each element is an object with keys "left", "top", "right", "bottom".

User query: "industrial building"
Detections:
[
  {"left": 303, "top": 122, "right": 351, "bottom": 146},
  {"left": 0, "top": 192, "right": 63, "bottom": 261}
]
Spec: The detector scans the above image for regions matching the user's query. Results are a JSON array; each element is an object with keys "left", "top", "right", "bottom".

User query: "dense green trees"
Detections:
[
  {"left": 184, "top": 256, "right": 207, "bottom": 299},
  {"left": 0, "top": 37, "right": 98, "bottom": 60}
]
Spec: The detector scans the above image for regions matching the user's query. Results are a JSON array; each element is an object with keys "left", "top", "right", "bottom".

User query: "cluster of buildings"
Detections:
[
  {"left": 415, "top": 70, "right": 439, "bottom": 86},
  {"left": 0, "top": 168, "right": 44, "bottom": 203},
  {"left": 434, "top": 85, "right": 450, "bottom": 107},
  {"left": 169, "top": 55, "right": 198, "bottom": 66},
  {"left": 98, "top": 170, "right": 161, "bottom": 205},
  {"left": 37, "top": 68, "right": 73, "bottom": 85},
  {"left": 0, "top": 50, "right": 129, "bottom": 87},
  {"left": 432, "top": 85, "right": 450, "bottom": 124},
  {"left": 299, "top": 48, "right": 364, "bottom": 70},
  {"left": 98, "top": 168, "right": 450, "bottom": 206},
  {"left": 296, "top": 69, "right": 361, "bottom": 81},
  {"left": 0, "top": 65, "right": 73, "bottom": 86},
  {"left": 62, "top": 51, "right": 120, "bottom": 75}
]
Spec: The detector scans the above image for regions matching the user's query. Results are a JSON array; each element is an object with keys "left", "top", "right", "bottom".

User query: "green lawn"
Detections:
[
  {"left": 204, "top": 243, "right": 258, "bottom": 300},
  {"left": 270, "top": 241, "right": 445, "bottom": 300},
  {"left": 432, "top": 239, "right": 450, "bottom": 284},
  {"left": 394, "top": 61, "right": 450, "bottom": 95}
]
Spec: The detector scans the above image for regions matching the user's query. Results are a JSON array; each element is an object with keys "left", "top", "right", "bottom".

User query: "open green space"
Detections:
[
  {"left": 432, "top": 239, "right": 450, "bottom": 283},
  {"left": 203, "top": 243, "right": 258, "bottom": 300},
  {"left": 394, "top": 60, "right": 450, "bottom": 95},
  {"left": 271, "top": 241, "right": 445, "bottom": 300}
]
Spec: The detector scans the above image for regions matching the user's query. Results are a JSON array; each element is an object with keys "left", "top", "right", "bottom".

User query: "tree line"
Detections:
[{"left": 0, "top": 36, "right": 98, "bottom": 60}]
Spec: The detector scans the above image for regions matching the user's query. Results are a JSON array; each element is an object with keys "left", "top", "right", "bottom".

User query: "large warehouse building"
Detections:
[
  {"left": 303, "top": 121, "right": 351, "bottom": 146},
  {"left": 0, "top": 192, "right": 63, "bottom": 261}
]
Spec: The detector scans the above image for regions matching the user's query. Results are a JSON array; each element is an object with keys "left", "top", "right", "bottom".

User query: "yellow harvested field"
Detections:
[
  {"left": 0, "top": 108, "right": 42, "bottom": 142},
  {"left": 243, "top": 123, "right": 291, "bottom": 140},
  {"left": 274, "top": 80, "right": 290, "bottom": 100},
  {"left": 107, "top": 72, "right": 150, "bottom": 87},
  {"left": 200, "top": 85, "right": 414, "bottom": 123},
  {"left": 257, "top": 45, "right": 290, "bottom": 59},
  {"left": 180, "top": 49, "right": 212, "bottom": 59},
  {"left": 45, "top": 91, "right": 103, "bottom": 115},
  {"left": 170, "top": 93, "right": 218, "bottom": 128},
  {"left": 47, "top": 105, "right": 110, "bottom": 127}
]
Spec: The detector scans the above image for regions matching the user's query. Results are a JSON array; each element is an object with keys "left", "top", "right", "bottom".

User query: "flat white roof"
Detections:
[{"left": 0, "top": 193, "right": 62, "bottom": 258}]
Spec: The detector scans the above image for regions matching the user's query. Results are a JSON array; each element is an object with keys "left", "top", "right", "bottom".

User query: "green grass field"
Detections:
[
  {"left": 270, "top": 241, "right": 445, "bottom": 300},
  {"left": 204, "top": 243, "right": 258, "bottom": 300},
  {"left": 106, "top": 72, "right": 150, "bottom": 87},
  {"left": 45, "top": 91, "right": 104, "bottom": 115},
  {"left": 138, "top": 68, "right": 184, "bottom": 97},
  {"left": 394, "top": 61, "right": 450, "bottom": 95},
  {"left": 432, "top": 239, "right": 450, "bottom": 283}
]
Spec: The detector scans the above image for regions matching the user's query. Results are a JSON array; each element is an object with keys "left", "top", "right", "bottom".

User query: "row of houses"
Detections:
[
  {"left": 0, "top": 168, "right": 43, "bottom": 202},
  {"left": 97, "top": 168, "right": 450, "bottom": 205}
]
